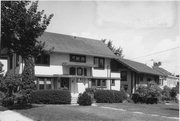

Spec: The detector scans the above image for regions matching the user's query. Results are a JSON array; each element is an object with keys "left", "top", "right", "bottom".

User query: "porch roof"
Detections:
[{"left": 116, "top": 58, "right": 163, "bottom": 76}]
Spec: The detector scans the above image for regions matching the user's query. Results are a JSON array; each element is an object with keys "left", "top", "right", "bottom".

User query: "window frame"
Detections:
[
  {"left": 91, "top": 79, "right": 106, "bottom": 88},
  {"left": 35, "top": 54, "right": 50, "bottom": 66},
  {"left": 70, "top": 54, "right": 86, "bottom": 63},
  {"left": 94, "top": 57, "right": 105, "bottom": 69}
]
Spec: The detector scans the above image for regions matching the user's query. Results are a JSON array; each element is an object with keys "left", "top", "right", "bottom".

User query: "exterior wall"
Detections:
[
  {"left": 111, "top": 80, "right": 121, "bottom": 90},
  {"left": 161, "top": 76, "right": 179, "bottom": 88}
]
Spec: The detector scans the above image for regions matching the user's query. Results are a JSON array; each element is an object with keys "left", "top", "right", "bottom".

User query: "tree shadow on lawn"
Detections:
[{"left": 4, "top": 104, "right": 45, "bottom": 110}]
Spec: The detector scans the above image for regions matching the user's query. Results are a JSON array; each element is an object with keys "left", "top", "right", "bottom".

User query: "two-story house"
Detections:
[{"left": 4, "top": 32, "right": 121, "bottom": 103}]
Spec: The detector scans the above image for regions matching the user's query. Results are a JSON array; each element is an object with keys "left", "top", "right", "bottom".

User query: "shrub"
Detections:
[
  {"left": 94, "top": 90, "right": 127, "bottom": 103},
  {"left": 2, "top": 96, "right": 14, "bottom": 107},
  {"left": 170, "top": 87, "right": 178, "bottom": 100},
  {"left": 161, "top": 86, "right": 171, "bottom": 101},
  {"left": 132, "top": 82, "right": 162, "bottom": 104},
  {"left": 77, "top": 92, "right": 92, "bottom": 106},
  {"left": 31, "top": 90, "right": 71, "bottom": 104}
]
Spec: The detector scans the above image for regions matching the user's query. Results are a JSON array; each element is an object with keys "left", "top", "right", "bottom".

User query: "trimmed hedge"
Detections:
[
  {"left": 30, "top": 90, "right": 71, "bottom": 104},
  {"left": 77, "top": 92, "right": 92, "bottom": 106},
  {"left": 94, "top": 90, "right": 127, "bottom": 103}
]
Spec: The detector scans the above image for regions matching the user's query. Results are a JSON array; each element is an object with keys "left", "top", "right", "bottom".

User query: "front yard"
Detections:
[{"left": 2, "top": 103, "right": 177, "bottom": 121}]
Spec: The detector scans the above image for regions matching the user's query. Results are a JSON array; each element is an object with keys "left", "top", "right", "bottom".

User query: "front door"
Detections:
[{"left": 61, "top": 77, "right": 69, "bottom": 90}]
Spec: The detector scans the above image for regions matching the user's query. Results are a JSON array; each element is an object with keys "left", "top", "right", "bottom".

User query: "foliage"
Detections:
[
  {"left": 30, "top": 90, "right": 71, "bottom": 104},
  {"left": 1, "top": 1, "right": 53, "bottom": 101},
  {"left": 77, "top": 92, "right": 92, "bottom": 106},
  {"left": 0, "top": 72, "right": 22, "bottom": 97},
  {"left": 94, "top": 90, "right": 127, "bottom": 103},
  {"left": 170, "top": 87, "right": 178, "bottom": 99},
  {"left": 101, "top": 39, "right": 124, "bottom": 57},
  {"left": 161, "top": 86, "right": 171, "bottom": 101},
  {"left": 1, "top": 1, "right": 54, "bottom": 58},
  {"left": 132, "top": 81, "right": 162, "bottom": 104}
]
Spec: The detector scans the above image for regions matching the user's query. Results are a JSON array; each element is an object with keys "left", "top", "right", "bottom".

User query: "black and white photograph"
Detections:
[{"left": 0, "top": 0, "right": 179, "bottom": 121}]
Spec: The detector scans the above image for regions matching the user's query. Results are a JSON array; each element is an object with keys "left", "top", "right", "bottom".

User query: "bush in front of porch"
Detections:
[{"left": 30, "top": 90, "right": 71, "bottom": 104}]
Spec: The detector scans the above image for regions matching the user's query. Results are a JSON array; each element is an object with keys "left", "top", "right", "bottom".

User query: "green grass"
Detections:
[{"left": 12, "top": 103, "right": 179, "bottom": 121}]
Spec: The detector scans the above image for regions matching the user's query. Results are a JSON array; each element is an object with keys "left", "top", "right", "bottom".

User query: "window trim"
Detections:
[
  {"left": 94, "top": 57, "right": 105, "bottom": 69},
  {"left": 70, "top": 54, "right": 86, "bottom": 63}
]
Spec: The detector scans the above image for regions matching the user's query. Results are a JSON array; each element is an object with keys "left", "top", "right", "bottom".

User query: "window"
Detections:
[
  {"left": 70, "top": 67, "right": 76, "bottom": 75},
  {"left": 121, "top": 71, "right": 127, "bottom": 81},
  {"left": 111, "top": 79, "right": 115, "bottom": 86},
  {"left": 46, "top": 80, "right": 52, "bottom": 90},
  {"left": 92, "top": 79, "right": 96, "bottom": 86},
  {"left": 94, "top": 57, "right": 105, "bottom": 69},
  {"left": 84, "top": 68, "right": 87, "bottom": 76},
  {"left": 91, "top": 79, "right": 106, "bottom": 87},
  {"left": 70, "top": 54, "right": 86, "bottom": 63},
  {"left": 36, "top": 77, "right": 53, "bottom": 90},
  {"left": 35, "top": 54, "right": 50, "bottom": 65},
  {"left": 77, "top": 67, "right": 83, "bottom": 75},
  {"left": 39, "top": 80, "right": 45, "bottom": 90}
]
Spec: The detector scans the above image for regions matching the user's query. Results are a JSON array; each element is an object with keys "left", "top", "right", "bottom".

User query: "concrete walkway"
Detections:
[{"left": 0, "top": 110, "right": 34, "bottom": 121}]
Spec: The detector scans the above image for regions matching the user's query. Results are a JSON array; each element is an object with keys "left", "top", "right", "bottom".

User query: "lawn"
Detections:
[
  {"left": 11, "top": 103, "right": 179, "bottom": 121},
  {"left": 98, "top": 102, "right": 179, "bottom": 117}
]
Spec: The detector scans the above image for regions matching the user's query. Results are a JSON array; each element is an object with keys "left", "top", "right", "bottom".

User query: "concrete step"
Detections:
[{"left": 71, "top": 97, "right": 78, "bottom": 104}]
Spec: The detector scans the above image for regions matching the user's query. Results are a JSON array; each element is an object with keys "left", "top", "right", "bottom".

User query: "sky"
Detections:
[{"left": 37, "top": 1, "right": 180, "bottom": 75}]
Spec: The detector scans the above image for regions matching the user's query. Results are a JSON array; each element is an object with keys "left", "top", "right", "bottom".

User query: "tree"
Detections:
[
  {"left": 153, "top": 61, "right": 162, "bottom": 67},
  {"left": 1, "top": 1, "right": 53, "bottom": 92},
  {"left": 101, "top": 39, "right": 124, "bottom": 58}
]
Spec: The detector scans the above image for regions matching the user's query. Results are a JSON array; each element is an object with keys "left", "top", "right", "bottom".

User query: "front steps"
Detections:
[{"left": 71, "top": 96, "right": 78, "bottom": 104}]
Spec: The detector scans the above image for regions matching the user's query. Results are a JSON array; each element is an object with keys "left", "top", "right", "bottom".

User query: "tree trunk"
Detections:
[{"left": 22, "top": 56, "right": 35, "bottom": 91}]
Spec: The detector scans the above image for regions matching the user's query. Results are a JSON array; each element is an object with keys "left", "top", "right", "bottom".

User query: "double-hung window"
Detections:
[{"left": 94, "top": 57, "right": 105, "bottom": 69}]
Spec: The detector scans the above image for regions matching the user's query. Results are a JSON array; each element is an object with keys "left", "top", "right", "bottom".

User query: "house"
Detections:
[
  {"left": 1, "top": 32, "right": 121, "bottom": 103},
  {"left": 111, "top": 58, "right": 163, "bottom": 94},
  {"left": 153, "top": 66, "right": 179, "bottom": 88}
]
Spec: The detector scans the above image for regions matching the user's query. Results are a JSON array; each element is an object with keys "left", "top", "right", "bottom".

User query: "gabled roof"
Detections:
[
  {"left": 117, "top": 58, "right": 163, "bottom": 76},
  {"left": 37, "top": 32, "right": 118, "bottom": 59},
  {"left": 153, "top": 66, "right": 173, "bottom": 77}
]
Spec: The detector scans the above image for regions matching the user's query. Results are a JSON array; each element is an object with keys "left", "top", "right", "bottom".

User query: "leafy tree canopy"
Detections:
[
  {"left": 101, "top": 39, "right": 124, "bottom": 58},
  {"left": 1, "top": 1, "right": 54, "bottom": 58}
]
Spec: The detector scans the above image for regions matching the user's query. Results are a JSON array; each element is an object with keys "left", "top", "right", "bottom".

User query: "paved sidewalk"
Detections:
[{"left": 0, "top": 110, "right": 33, "bottom": 121}]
